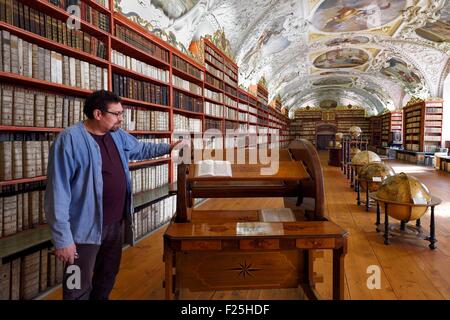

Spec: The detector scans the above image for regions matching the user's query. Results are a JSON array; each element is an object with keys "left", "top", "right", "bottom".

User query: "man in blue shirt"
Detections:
[{"left": 45, "top": 90, "right": 183, "bottom": 300}]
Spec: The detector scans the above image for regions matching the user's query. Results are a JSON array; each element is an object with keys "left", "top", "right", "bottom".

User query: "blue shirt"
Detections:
[{"left": 44, "top": 121, "right": 171, "bottom": 249}]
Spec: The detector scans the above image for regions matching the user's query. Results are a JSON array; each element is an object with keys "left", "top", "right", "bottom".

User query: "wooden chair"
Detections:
[{"left": 284, "top": 139, "right": 326, "bottom": 220}]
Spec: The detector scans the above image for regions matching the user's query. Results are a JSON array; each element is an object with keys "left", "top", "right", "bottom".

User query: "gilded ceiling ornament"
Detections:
[
  {"left": 406, "top": 96, "right": 424, "bottom": 106},
  {"left": 203, "top": 28, "right": 235, "bottom": 61},
  {"left": 399, "top": 1, "right": 446, "bottom": 38},
  {"left": 258, "top": 76, "right": 268, "bottom": 89}
]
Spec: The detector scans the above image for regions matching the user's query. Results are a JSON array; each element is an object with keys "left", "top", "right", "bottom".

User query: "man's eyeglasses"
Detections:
[{"left": 103, "top": 110, "right": 125, "bottom": 118}]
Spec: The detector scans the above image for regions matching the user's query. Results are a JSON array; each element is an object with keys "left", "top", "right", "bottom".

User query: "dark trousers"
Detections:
[{"left": 62, "top": 221, "right": 123, "bottom": 300}]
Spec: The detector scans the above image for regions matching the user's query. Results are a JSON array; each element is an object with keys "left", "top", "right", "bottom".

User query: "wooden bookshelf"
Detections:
[
  {"left": 381, "top": 111, "right": 403, "bottom": 147},
  {"left": 369, "top": 115, "right": 382, "bottom": 147},
  {"left": 403, "top": 99, "right": 443, "bottom": 152}
]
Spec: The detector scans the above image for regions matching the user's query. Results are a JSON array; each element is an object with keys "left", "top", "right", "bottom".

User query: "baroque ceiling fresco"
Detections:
[{"left": 115, "top": 0, "right": 450, "bottom": 117}]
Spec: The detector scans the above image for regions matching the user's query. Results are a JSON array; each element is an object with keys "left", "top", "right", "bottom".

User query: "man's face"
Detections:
[{"left": 95, "top": 102, "right": 124, "bottom": 132}]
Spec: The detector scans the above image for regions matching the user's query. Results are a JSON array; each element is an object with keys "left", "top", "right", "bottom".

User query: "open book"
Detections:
[{"left": 197, "top": 160, "right": 232, "bottom": 177}]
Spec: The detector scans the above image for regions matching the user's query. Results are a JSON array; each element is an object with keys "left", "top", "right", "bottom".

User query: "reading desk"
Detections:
[{"left": 163, "top": 149, "right": 348, "bottom": 300}]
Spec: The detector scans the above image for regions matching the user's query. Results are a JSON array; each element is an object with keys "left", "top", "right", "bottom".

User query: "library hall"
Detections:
[{"left": 1, "top": 0, "right": 450, "bottom": 303}]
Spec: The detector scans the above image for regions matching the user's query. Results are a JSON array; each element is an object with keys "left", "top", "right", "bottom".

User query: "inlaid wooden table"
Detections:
[{"left": 164, "top": 221, "right": 348, "bottom": 300}]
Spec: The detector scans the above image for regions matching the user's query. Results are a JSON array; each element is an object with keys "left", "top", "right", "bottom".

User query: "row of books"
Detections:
[
  {"left": 131, "top": 163, "right": 169, "bottom": 195},
  {"left": 0, "top": 1, "right": 107, "bottom": 58},
  {"left": 205, "top": 62, "right": 223, "bottom": 79},
  {"left": 0, "top": 140, "right": 51, "bottom": 181},
  {"left": 425, "top": 127, "right": 442, "bottom": 133},
  {"left": 437, "top": 157, "right": 450, "bottom": 172},
  {"left": 205, "top": 101, "right": 223, "bottom": 118},
  {"left": 172, "top": 75, "right": 202, "bottom": 96},
  {"left": 115, "top": 24, "right": 169, "bottom": 63},
  {"left": 204, "top": 118, "right": 222, "bottom": 131},
  {"left": 133, "top": 195, "right": 176, "bottom": 241},
  {"left": 406, "top": 122, "right": 420, "bottom": 129},
  {"left": 294, "top": 112, "right": 321, "bottom": 119},
  {"left": 405, "top": 144, "right": 420, "bottom": 152},
  {"left": 248, "top": 105, "right": 257, "bottom": 115},
  {"left": 424, "top": 135, "right": 441, "bottom": 142},
  {"left": 336, "top": 110, "right": 366, "bottom": 118},
  {"left": 111, "top": 50, "right": 169, "bottom": 83},
  {"left": 204, "top": 88, "right": 222, "bottom": 103},
  {"left": 1, "top": 30, "right": 108, "bottom": 90},
  {"left": 223, "top": 94, "right": 237, "bottom": 108},
  {"left": 248, "top": 114, "right": 257, "bottom": 123},
  {"left": 112, "top": 74, "right": 169, "bottom": 106},
  {"left": 48, "top": 0, "right": 110, "bottom": 32},
  {"left": 121, "top": 107, "right": 169, "bottom": 132},
  {"left": 173, "top": 114, "right": 201, "bottom": 133},
  {"left": 405, "top": 134, "right": 420, "bottom": 141},
  {"left": 205, "top": 73, "right": 223, "bottom": 90},
  {"left": 238, "top": 102, "right": 248, "bottom": 112},
  {"left": 205, "top": 50, "right": 223, "bottom": 70},
  {"left": 406, "top": 116, "right": 421, "bottom": 123},
  {"left": 223, "top": 72, "right": 237, "bottom": 87},
  {"left": 406, "top": 128, "right": 420, "bottom": 134},
  {"left": 224, "top": 120, "right": 238, "bottom": 131},
  {"left": 0, "top": 190, "right": 45, "bottom": 237},
  {"left": 425, "top": 121, "right": 442, "bottom": 127},
  {"left": 204, "top": 44, "right": 224, "bottom": 62},
  {"left": 238, "top": 112, "right": 248, "bottom": 122},
  {"left": 406, "top": 110, "right": 421, "bottom": 118},
  {"left": 173, "top": 90, "right": 203, "bottom": 113},
  {"left": 0, "top": 85, "right": 85, "bottom": 127},
  {"left": 0, "top": 246, "right": 64, "bottom": 300},
  {"left": 404, "top": 104, "right": 421, "bottom": 112},
  {"left": 425, "top": 114, "right": 442, "bottom": 121},
  {"left": 172, "top": 54, "right": 203, "bottom": 81},
  {"left": 426, "top": 107, "right": 442, "bottom": 113},
  {"left": 224, "top": 84, "right": 237, "bottom": 98},
  {"left": 223, "top": 60, "right": 238, "bottom": 79},
  {"left": 224, "top": 106, "right": 237, "bottom": 120}
]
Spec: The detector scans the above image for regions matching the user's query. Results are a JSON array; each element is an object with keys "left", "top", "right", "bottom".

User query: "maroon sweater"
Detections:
[{"left": 90, "top": 132, "right": 127, "bottom": 226}]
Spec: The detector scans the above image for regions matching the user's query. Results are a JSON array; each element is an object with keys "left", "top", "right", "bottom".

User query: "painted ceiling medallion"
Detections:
[
  {"left": 313, "top": 48, "right": 369, "bottom": 69},
  {"left": 381, "top": 58, "right": 423, "bottom": 93},
  {"left": 311, "top": 0, "right": 408, "bottom": 33}
]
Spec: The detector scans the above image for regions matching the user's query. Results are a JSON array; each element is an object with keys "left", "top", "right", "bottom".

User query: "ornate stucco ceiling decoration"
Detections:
[{"left": 115, "top": 0, "right": 450, "bottom": 116}]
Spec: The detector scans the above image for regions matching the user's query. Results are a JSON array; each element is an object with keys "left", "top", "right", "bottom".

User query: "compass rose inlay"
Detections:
[{"left": 226, "top": 261, "right": 263, "bottom": 279}]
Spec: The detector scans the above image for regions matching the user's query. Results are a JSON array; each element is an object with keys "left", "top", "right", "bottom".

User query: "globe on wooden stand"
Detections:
[
  {"left": 349, "top": 126, "right": 362, "bottom": 139},
  {"left": 369, "top": 173, "right": 441, "bottom": 249},
  {"left": 350, "top": 150, "right": 381, "bottom": 190},
  {"left": 356, "top": 162, "right": 395, "bottom": 211}
]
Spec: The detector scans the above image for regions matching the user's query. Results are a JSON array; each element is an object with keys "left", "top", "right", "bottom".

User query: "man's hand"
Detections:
[
  {"left": 55, "top": 243, "right": 77, "bottom": 265},
  {"left": 169, "top": 140, "right": 190, "bottom": 152}
]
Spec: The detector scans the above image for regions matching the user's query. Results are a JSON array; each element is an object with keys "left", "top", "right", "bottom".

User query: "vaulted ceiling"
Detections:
[{"left": 115, "top": 0, "right": 450, "bottom": 116}]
